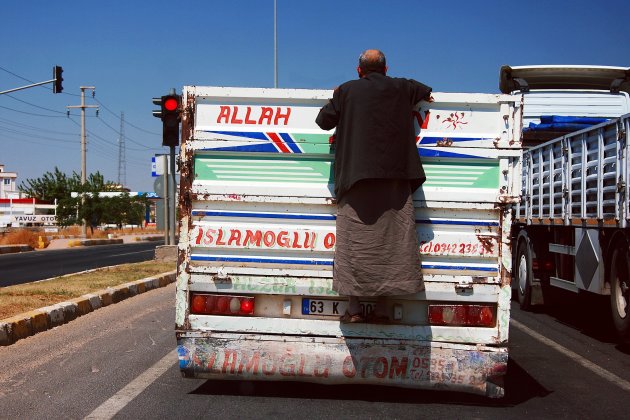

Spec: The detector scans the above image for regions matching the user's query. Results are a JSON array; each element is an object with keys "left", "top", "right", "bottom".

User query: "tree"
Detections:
[
  {"left": 19, "top": 167, "right": 78, "bottom": 202},
  {"left": 19, "top": 168, "right": 125, "bottom": 228}
]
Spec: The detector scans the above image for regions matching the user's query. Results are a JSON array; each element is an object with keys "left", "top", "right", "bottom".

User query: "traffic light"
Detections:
[
  {"left": 160, "top": 94, "right": 181, "bottom": 147},
  {"left": 53, "top": 66, "right": 63, "bottom": 94}
]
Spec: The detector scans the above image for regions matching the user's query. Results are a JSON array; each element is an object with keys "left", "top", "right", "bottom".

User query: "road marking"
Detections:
[
  {"left": 84, "top": 350, "right": 176, "bottom": 419},
  {"left": 511, "top": 319, "right": 630, "bottom": 392},
  {"left": 107, "top": 250, "right": 154, "bottom": 257}
]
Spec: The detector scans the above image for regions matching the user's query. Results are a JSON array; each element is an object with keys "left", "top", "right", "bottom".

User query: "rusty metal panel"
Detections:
[{"left": 177, "top": 334, "right": 507, "bottom": 398}]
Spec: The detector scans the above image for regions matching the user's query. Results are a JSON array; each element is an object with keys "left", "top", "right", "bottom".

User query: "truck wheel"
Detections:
[
  {"left": 609, "top": 239, "right": 630, "bottom": 345},
  {"left": 516, "top": 239, "right": 533, "bottom": 310}
]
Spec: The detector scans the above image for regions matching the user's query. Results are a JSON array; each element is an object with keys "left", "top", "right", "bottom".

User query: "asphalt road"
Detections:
[
  {"left": 0, "top": 241, "right": 164, "bottom": 287},
  {"left": 1, "top": 284, "right": 628, "bottom": 419}
]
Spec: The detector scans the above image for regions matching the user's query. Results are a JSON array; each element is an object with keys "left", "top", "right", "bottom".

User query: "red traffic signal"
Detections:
[
  {"left": 160, "top": 94, "right": 181, "bottom": 147},
  {"left": 163, "top": 96, "right": 179, "bottom": 112},
  {"left": 161, "top": 94, "right": 180, "bottom": 114}
]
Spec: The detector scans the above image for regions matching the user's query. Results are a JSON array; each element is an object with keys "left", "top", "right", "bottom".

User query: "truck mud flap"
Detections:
[{"left": 177, "top": 333, "right": 507, "bottom": 398}]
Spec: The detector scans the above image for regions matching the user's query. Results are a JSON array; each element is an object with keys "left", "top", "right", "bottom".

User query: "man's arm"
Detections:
[
  {"left": 315, "top": 88, "right": 340, "bottom": 130},
  {"left": 408, "top": 80, "right": 432, "bottom": 105}
]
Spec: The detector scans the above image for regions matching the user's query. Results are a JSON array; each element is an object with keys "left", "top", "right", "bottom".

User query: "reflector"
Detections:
[
  {"left": 190, "top": 293, "right": 255, "bottom": 316},
  {"left": 428, "top": 304, "right": 495, "bottom": 327}
]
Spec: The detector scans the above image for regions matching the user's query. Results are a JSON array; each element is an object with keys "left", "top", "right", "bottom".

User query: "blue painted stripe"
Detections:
[
  {"left": 191, "top": 255, "right": 496, "bottom": 272},
  {"left": 419, "top": 137, "right": 492, "bottom": 145},
  {"left": 192, "top": 210, "right": 336, "bottom": 220},
  {"left": 191, "top": 255, "right": 334, "bottom": 266},
  {"left": 192, "top": 211, "right": 495, "bottom": 225},
  {"left": 422, "top": 264, "right": 497, "bottom": 272},
  {"left": 205, "top": 130, "right": 269, "bottom": 141},
  {"left": 415, "top": 219, "right": 499, "bottom": 227},
  {"left": 418, "top": 148, "right": 487, "bottom": 159},
  {"left": 279, "top": 132, "right": 302, "bottom": 153},
  {"left": 207, "top": 143, "right": 278, "bottom": 153}
]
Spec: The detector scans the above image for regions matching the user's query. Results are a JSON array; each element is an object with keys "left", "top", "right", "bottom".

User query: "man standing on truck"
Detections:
[{"left": 315, "top": 49, "right": 432, "bottom": 323}]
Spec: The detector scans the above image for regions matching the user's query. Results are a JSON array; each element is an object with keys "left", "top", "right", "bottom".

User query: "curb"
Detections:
[
  {"left": 0, "top": 245, "right": 34, "bottom": 254},
  {"left": 134, "top": 235, "right": 163, "bottom": 242},
  {"left": 0, "top": 270, "right": 176, "bottom": 346}
]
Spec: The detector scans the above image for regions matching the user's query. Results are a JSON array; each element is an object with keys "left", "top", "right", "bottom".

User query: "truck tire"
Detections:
[
  {"left": 609, "top": 238, "right": 630, "bottom": 345},
  {"left": 516, "top": 238, "right": 533, "bottom": 311}
]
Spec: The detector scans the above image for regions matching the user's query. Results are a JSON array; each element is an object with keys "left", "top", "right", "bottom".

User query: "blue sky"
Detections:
[{"left": 2, "top": 0, "right": 629, "bottom": 193}]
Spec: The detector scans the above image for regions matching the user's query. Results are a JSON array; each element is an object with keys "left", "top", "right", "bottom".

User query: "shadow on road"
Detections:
[
  {"left": 516, "top": 289, "right": 630, "bottom": 353},
  {"left": 190, "top": 358, "right": 550, "bottom": 407}
]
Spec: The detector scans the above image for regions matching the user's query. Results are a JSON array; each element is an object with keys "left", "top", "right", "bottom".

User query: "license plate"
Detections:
[{"left": 301, "top": 298, "right": 376, "bottom": 317}]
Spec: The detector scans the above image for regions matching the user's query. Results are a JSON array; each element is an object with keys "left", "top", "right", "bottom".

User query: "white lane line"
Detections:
[
  {"left": 511, "top": 319, "right": 630, "bottom": 392},
  {"left": 84, "top": 350, "right": 176, "bottom": 419},
  {"left": 107, "top": 250, "right": 154, "bottom": 257}
]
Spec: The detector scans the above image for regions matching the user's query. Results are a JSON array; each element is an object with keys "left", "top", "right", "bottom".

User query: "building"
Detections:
[
  {"left": 0, "top": 164, "right": 58, "bottom": 228},
  {"left": 0, "top": 165, "right": 19, "bottom": 199}
]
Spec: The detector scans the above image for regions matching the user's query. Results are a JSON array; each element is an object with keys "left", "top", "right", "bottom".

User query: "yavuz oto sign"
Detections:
[{"left": 11, "top": 215, "right": 57, "bottom": 224}]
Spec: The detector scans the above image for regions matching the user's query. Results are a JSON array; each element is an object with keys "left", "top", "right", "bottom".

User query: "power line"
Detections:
[
  {"left": 93, "top": 97, "right": 160, "bottom": 135},
  {"left": 94, "top": 116, "right": 156, "bottom": 150},
  {"left": 0, "top": 104, "right": 69, "bottom": 117},
  {"left": 0, "top": 124, "right": 77, "bottom": 143},
  {"left": 68, "top": 116, "right": 161, "bottom": 152},
  {"left": 4, "top": 94, "right": 67, "bottom": 114},
  {"left": 1, "top": 65, "right": 158, "bottom": 134},
  {"left": 0, "top": 116, "right": 77, "bottom": 135}
]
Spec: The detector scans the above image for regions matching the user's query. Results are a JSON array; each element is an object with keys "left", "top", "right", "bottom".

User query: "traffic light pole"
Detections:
[
  {"left": 0, "top": 79, "right": 57, "bottom": 95},
  {"left": 0, "top": 66, "right": 63, "bottom": 95},
  {"left": 170, "top": 146, "right": 177, "bottom": 245},
  {"left": 152, "top": 90, "right": 181, "bottom": 245},
  {"left": 162, "top": 155, "right": 170, "bottom": 246}
]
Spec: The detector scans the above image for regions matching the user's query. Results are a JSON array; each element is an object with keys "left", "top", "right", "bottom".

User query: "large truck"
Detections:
[
  {"left": 174, "top": 86, "right": 522, "bottom": 397},
  {"left": 503, "top": 65, "right": 630, "bottom": 344}
]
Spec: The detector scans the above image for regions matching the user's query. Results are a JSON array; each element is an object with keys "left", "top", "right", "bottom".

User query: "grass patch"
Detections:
[{"left": 0, "top": 261, "right": 175, "bottom": 320}]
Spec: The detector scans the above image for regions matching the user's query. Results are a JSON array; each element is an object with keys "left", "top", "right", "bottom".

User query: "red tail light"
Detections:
[
  {"left": 428, "top": 304, "right": 495, "bottom": 327},
  {"left": 190, "top": 293, "right": 255, "bottom": 316}
]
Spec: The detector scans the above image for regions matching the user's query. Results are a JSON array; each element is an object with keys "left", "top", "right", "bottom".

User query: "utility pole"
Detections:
[
  {"left": 67, "top": 86, "right": 98, "bottom": 236},
  {"left": 118, "top": 112, "right": 127, "bottom": 187}
]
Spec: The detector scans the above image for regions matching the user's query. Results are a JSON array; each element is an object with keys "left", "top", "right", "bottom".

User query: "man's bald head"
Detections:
[{"left": 358, "top": 49, "right": 387, "bottom": 76}]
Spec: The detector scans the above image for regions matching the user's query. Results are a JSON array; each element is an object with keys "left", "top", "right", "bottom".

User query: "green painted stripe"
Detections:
[
  {"left": 424, "top": 162, "right": 499, "bottom": 188},
  {"left": 194, "top": 154, "right": 499, "bottom": 189},
  {"left": 290, "top": 133, "right": 332, "bottom": 154},
  {"left": 195, "top": 154, "right": 333, "bottom": 183}
]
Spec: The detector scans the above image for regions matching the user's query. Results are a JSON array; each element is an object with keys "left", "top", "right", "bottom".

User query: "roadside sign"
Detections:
[
  {"left": 152, "top": 156, "right": 164, "bottom": 177},
  {"left": 11, "top": 215, "right": 57, "bottom": 224}
]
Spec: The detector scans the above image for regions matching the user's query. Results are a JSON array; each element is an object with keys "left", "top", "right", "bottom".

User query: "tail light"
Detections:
[
  {"left": 190, "top": 293, "right": 255, "bottom": 316},
  {"left": 428, "top": 304, "right": 495, "bottom": 327}
]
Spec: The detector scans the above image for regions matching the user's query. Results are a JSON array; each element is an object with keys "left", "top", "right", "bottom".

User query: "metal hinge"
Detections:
[
  {"left": 212, "top": 267, "right": 231, "bottom": 282},
  {"left": 455, "top": 281, "right": 473, "bottom": 293}
]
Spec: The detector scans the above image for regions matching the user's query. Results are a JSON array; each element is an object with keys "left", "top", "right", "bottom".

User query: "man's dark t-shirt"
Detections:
[{"left": 315, "top": 72, "right": 432, "bottom": 199}]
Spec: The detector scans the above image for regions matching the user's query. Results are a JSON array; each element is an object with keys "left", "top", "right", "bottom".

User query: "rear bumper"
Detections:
[{"left": 176, "top": 332, "right": 507, "bottom": 398}]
